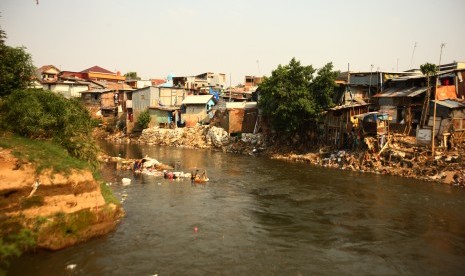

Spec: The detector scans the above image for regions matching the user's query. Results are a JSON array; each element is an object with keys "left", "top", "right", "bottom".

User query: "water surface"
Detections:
[{"left": 9, "top": 143, "right": 465, "bottom": 275}]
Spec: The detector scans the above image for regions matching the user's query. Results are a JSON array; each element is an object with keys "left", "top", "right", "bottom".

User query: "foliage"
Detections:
[
  {"left": 0, "top": 89, "right": 99, "bottom": 168},
  {"left": 420, "top": 62, "right": 438, "bottom": 77},
  {"left": 0, "top": 134, "right": 90, "bottom": 174},
  {"left": 137, "top": 109, "right": 151, "bottom": 129},
  {"left": 20, "top": 196, "right": 44, "bottom": 209},
  {"left": 0, "top": 229, "right": 36, "bottom": 271},
  {"left": 124, "top": 71, "right": 141, "bottom": 80},
  {"left": 258, "top": 58, "right": 338, "bottom": 133},
  {"left": 100, "top": 182, "right": 120, "bottom": 205},
  {"left": 0, "top": 26, "right": 35, "bottom": 97}
]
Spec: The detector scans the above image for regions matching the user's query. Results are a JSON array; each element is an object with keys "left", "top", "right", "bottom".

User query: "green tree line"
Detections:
[{"left": 258, "top": 58, "right": 339, "bottom": 135}]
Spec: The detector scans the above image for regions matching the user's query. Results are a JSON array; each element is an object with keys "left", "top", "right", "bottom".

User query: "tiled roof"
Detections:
[
  {"left": 80, "top": 66, "right": 115, "bottom": 74},
  {"left": 37, "top": 65, "right": 60, "bottom": 73},
  {"left": 105, "top": 82, "right": 134, "bottom": 91},
  {"left": 151, "top": 79, "right": 166, "bottom": 86}
]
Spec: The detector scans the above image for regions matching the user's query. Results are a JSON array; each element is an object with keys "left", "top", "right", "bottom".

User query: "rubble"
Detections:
[
  {"left": 266, "top": 133, "right": 465, "bottom": 187},
  {"left": 206, "top": 126, "right": 230, "bottom": 148},
  {"left": 102, "top": 125, "right": 465, "bottom": 187}
]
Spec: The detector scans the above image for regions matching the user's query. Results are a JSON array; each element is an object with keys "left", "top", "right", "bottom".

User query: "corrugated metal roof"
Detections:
[
  {"left": 81, "top": 88, "right": 112, "bottom": 93},
  {"left": 374, "top": 86, "right": 427, "bottom": 98},
  {"left": 431, "top": 99, "right": 465, "bottom": 109},
  {"left": 182, "top": 95, "right": 213, "bottom": 105},
  {"left": 148, "top": 106, "right": 180, "bottom": 111},
  {"left": 329, "top": 103, "right": 369, "bottom": 111},
  {"left": 391, "top": 75, "right": 426, "bottom": 81},
  {"left": 226, "top": 102, "right": 257, "bottom": 109}
]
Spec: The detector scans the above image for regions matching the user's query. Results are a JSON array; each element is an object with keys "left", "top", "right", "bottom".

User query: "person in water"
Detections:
[{"left": 190, "top": 171, "right": 195, "bottom": 184}]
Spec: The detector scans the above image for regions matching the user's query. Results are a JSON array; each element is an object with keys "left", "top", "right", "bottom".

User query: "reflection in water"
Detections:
[{"left": 9, "top": 142, "right": 465, "bottom": 275}]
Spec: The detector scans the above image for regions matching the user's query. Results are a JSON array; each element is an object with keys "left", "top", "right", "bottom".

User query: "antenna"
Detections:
[{"left": 409, "top": 42, "right": 417, "bottom": 69}]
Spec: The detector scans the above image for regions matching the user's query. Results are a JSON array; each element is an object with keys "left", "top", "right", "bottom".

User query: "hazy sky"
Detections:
[{"left": 2, "top": 0, "right": 465, "bottom": 84}]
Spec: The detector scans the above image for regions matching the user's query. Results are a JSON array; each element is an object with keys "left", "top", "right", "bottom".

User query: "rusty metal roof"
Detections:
[
  {"left": 374, "top": 86, "right": 427, "bottom": 98},
  {"left": 431, "top": 99, "right": 465, "bottom": 109}
]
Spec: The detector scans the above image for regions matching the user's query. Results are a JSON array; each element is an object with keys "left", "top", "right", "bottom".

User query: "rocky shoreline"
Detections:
[{"left": 104, "top": 125, "right": 465, "bottom": 187}]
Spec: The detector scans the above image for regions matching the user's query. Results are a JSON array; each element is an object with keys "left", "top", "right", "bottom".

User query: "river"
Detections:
[{"left": 9, "top": 143, "right": 465, "bottom": 275}]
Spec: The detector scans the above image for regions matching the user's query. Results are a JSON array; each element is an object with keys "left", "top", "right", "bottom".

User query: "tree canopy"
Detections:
[
  {"left": 124, "top": 71, "right": 141, "bottom": 80},
  {"left": 420, "top": 62, "right": 438, "bottom": 77},
  {"left": 258, "top": 58, "right": 338, "bottom": 133},
  {"left": 0, "top": 26, "right": 35, "bottom": 97}
]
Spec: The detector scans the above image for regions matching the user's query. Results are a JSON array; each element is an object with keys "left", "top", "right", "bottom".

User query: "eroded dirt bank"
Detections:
[{"left": 0, "top": 148, "right": 124, "bottom": 251}]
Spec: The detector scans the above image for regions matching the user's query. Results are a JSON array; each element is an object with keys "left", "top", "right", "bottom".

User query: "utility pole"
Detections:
[
  {"left": 409, "top": 42, "right": 417, "bottom": 69},
  {"left": 229, "top": 73, "right": 232, "bottom": 102},
  {"left": 369, "top": 64, "right": 374, "bottom": 98},
  {"left": 432, "top": 43, "right": 446, "bottom": 156}
]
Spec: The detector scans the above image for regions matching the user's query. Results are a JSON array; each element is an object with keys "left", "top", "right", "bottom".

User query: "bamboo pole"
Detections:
[{"left": 432, "top": 43, "right": 445, "bottom": 156}]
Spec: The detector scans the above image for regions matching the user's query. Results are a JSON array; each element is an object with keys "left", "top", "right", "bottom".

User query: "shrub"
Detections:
[
  {"left": 0, "top": 89, "right": 99, "bottom": 167},
  {"left": 137, "top": 109, "right": 151, "bottom": 129}
]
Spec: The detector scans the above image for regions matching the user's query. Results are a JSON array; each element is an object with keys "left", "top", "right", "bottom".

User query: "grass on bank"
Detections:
[
  {"left": 0, "top": 133, "right": 90, "bottom": 174},
  {"left": 0, "top": 134, "right": 120, "bottom": 273}
]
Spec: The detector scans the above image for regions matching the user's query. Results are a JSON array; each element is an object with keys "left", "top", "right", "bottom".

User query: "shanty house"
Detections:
[
  {"left": 181, "top": 95, "right": 215, "bottom": 127},
  {"left": 148, "top": 106, "right": 182, "bottom": 128},
  {"left": 324, "top": 103, "right": 370, "bottom": 147},
  {"left": 132, "top": 86, "right": 186, "bottom": 129},
  {"left": 372, "top": 75, "right": 427, "bottom": 135},
  {"left": 218, "top": 102, "right": 258, "bottom": 134},
  {"left": 428, "top": 99, "right": 465, "bottom": 145}
]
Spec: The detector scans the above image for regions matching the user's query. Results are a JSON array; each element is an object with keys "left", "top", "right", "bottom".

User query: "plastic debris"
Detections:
[{"left": 66, "top": 264, "right": 77, "bottom": 270}]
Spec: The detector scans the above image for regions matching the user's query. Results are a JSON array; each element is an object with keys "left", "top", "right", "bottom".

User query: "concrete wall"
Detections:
[
  {"left": 44, "top": 83, "right": 88, "bottom": 98},
  {"left": 158, "top": 87, "right": 186, "bottom": 106}
]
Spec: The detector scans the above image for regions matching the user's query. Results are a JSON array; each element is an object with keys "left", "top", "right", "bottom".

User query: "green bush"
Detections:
[
  {"left": 0, "top": 229, "right": 36, "bottom": 271},
  {"left": 137, "top": 109, "right": 151, "bottom": 129},
  {"left": 0, "top": 89, "right": 99, "bottom": 167}
]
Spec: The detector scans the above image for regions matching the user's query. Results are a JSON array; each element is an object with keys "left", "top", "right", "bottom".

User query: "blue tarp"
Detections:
[{"left": 209, "top": 87, "right": 220, "bottom": 101}]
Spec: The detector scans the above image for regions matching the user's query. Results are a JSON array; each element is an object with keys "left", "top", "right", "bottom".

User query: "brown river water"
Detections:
[{"left": 9, "top": 142, "right": 465, "bottom": 275}]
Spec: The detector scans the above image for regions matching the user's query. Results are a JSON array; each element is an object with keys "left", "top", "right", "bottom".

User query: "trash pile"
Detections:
[
  {"left": 224, "top": 133, "right": 266, "bottom": 155},
  {"left": 268, "top": 133, "right": 465, "bottom": 186},
  {"left": 108, "top": 155, "right": 194, "bottom": 180},
  {"left": 138, "top": 125, "right": 211, "bottom": 149},
  {"left": 205, "top": 126, "right": 230, "bottom": 148}
]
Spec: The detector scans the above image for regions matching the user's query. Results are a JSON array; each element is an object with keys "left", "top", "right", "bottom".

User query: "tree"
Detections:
[
  {"left": 0, "top": 26, "right": 35, "bottom": 97},
  {"left": 124, "top": 71, "right": 141, "bottom": 80},
  {"left": 258, "top": 58, "right": 338, "bottom": 134},
  {"left": 419, "top": 62, "right": 438, "bottom": 127}
]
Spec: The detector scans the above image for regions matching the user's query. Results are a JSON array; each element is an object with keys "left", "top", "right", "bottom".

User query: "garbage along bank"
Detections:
[
  {"left": 105, "top": 125, "right": 465, "bottom": 187},
  {"left": 266, "top": 134, "right": 465, "bottom": 187},
  {"left": 105, "top": 155, "right": 205, "bottom": 182},
  {"left": 0, "top": 148, "right": 124, "bottom": 251}
]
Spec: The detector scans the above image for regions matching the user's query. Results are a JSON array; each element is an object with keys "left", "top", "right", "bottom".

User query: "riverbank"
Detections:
[
  {"left": 0, "top": 135, "right": 123, "bottom": 269},
  {"left": 103, "top": 125, "right": 465, "bottom": 187}
]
